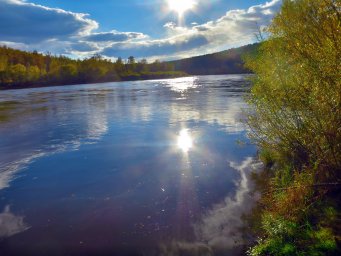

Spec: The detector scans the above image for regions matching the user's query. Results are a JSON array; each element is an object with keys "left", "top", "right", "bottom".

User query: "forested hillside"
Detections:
[{"left": 169, "top": 43, "right": 258, "bottom": 75}]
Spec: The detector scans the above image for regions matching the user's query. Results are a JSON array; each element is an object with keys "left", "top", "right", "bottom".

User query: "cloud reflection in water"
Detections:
[
  {"left": 0, "top": 89, "right": 110, "bottom": 190},
  {"left": 161, "top": 158, "right": 262, "bottom": 255},
  {"left": 0, "top": 75, "right": 255, "bottom": 255},
  {"left": 195, "top": 158, "right": 261, "bottom": 249},
  {"left": 0, "top": 206, "right": 30, "bottom": 238}
]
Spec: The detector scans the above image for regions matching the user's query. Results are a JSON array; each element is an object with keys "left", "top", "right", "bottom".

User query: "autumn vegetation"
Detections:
[
  {"left": 0, "top": 42, "right": 258, "bottom": 89},
  {"left": 0, "top": 47, "right": 186, "bottom": 88},
  {"left": 245, "top": 0, "right": 340, "bottom": 255}
]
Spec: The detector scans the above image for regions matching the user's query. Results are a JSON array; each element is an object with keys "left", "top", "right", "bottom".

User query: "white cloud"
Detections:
[
  {"left": 82, "top": 31, "right": 147, "bottom": 43},
  {"left": 0, "top": 0, "right": 282, "bottom": 59},
  {"left": 0, "top": 0, "right": 146, "bottom": 56},
  {"left": 0, "top": 0, "right": 98, "bottom": 43},
  {"left": 101, "top": 33, "right": 209, "bottom": 59},
  {"left": 101, "top": 0, "right": 282, "bottom": 59},
  {"left": 164, "top": 22, "right": 177, "bottom": 29}
]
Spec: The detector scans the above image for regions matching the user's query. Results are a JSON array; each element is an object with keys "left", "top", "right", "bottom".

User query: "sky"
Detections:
[{"left": 0, "top": 0, "right": 282, "bottom": 61}]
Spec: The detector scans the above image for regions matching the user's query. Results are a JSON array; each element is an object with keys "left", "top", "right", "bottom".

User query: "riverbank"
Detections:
[
  {"left": 244, "top": 0, "right": 340, "bottom": 255},
  {"left": 0, "top": 71, "right": 188, "bottom": 90}
]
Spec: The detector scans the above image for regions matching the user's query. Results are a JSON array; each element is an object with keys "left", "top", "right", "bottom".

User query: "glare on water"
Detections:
[
  {"left": 177, "top": 129, "right": 193, "bottom": 152},
  {"left": 166, "top": 76, "right": 198, "bottom": 93}
]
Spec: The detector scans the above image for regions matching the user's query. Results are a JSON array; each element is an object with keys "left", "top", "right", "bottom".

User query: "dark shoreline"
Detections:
[
  {"left": 0, "top": 73, "right": 251, "bottom": 91},
  {"left": 0, "top": 75, "right": 188, "bottom": 91}
]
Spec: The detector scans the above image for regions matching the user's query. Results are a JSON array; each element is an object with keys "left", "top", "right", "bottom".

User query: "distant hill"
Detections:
[{"left": 169, "top": 43, "right": 259, "bottom": 75}]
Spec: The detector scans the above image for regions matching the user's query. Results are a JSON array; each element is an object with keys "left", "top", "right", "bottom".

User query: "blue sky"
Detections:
[{"left": 0, "top": 0, "right": 282, "bottom": 60}]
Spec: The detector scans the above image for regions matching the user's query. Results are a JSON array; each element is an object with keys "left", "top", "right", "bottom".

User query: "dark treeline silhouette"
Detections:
[
  {"left": 168, "top": 43, "right": 258, "bottom": 75},
  {"left": 0, "top": 46, "right": 186, "bottom": 89}
]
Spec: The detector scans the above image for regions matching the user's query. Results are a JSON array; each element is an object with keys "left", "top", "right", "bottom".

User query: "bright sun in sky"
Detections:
[{"left": 167, "top": 0, "right": 196, "bottom": 16}]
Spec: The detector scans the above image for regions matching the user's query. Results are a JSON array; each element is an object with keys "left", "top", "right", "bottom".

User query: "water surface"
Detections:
[{"left": 0, "top": 75, "right": 258, "bottom": 255}]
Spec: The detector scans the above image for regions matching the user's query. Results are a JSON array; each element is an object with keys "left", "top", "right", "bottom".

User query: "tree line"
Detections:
[{"left": 0, "top": 46, "right": 187, "bottom": 88}]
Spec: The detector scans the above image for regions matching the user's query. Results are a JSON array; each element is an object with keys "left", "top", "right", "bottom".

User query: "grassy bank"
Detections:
[{"left": 244, "top": 0, "right": 340, "bottom": 255}]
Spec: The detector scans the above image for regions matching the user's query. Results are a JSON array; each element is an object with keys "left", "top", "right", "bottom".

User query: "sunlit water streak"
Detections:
[
  {"left": 0, "top": 75, "right": 257, "bottom": 255},
  {"left": 177, "top": 129, "right": 193, "bottom": 152}
]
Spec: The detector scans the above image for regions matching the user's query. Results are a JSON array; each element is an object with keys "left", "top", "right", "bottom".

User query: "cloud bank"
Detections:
[
  {"left": 0, "top": 0, "right": 282, "bottom": 59},
  {"left": 0, "top": 0, "right": 98, "bottom": 43}
]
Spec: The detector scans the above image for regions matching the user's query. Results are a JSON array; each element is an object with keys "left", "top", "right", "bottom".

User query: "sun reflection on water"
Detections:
[
  {"left": 165, "top": 77, "right": 198, "bottom": 93},
  {"left": 177, "top": 129, "right": 193, "bottom": 152}
]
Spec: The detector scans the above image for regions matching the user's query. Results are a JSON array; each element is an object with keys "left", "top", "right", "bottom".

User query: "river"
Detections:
[{"left": 0, "top": 75, "right": 259, "bottom": 256}]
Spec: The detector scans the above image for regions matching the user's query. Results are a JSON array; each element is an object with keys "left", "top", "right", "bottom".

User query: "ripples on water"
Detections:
[{"left": 0, "top": 75, "right": 260, "bottom": 255}]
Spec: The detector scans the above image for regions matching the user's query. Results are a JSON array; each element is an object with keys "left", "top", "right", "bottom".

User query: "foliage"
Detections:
[
  {"left": 248, "top": 214, "right": 337, "bottom": 256},
  {"left": 0, "top": 46, "right": 185, "bottom": 88},
  {"left": 0, "top": 42, "right": 258, "bottom": 88},
  {"left": 10, "top": 64, "right": 26, "bottom": 83},
  {"left": 245, "top": 0, "right": 341, "bottom": 174},
  {"left": 245, "top": 0, "right": 341, "bottom": 255}
]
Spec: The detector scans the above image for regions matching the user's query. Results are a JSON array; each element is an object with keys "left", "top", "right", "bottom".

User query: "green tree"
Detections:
[
  {"left": 59, "top": 64, "right": 78, "bottom": 83},
  {"left": 127, "top": 56, "right": 136, "bottom": 65},
  {"left": 127, "top": 56, "right": 137, "bottom": 73},
  {"left": 150, "top": 60, "right": 161, "bottom": 72},
  {"left": 27, "top": 65, "right": 40, "bottom": 82},
  {"left": 0, "top": 55, "right": 8, "bottom": 71},
  {"left": 115, "top": 57, "right": 125, "bottom": 73},
  {"left": 0, "top": 44, "right": 188, "bottom": 87},
  {"left": 10, "top": 64, "right": 27, "bottom": 83},
  {"left": 48, "top": 59, "right": 62, "bottom": 80},
  {"left": 79, "top": 58, "right": 107, "bottom": 82}
]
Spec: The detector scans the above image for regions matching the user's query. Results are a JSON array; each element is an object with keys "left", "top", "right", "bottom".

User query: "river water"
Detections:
[{"left": 0, "top": 75, "right": 259, "bottom": 256}]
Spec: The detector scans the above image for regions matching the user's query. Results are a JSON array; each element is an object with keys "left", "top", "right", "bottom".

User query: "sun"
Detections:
[{"left": 167, "top": 0, "right": 196, "bottom": 16}]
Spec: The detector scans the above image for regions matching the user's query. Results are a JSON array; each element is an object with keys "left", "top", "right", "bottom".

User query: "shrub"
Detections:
[{"left": 245, "top": 0, "right": 340, "bottom": 255}]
